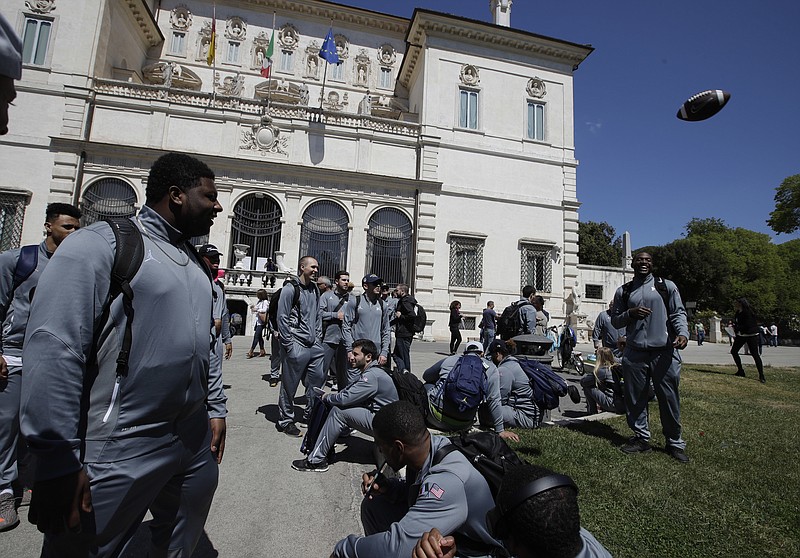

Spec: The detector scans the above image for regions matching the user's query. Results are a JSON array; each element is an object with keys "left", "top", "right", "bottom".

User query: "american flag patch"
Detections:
[{"left": 429, "top": 484, "right": 445, "bottom": 499}]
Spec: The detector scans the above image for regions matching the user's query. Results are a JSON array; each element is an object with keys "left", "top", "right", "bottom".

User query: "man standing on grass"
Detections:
[{"left": 612, "top": 252, "right": 690, "bottom": 463}]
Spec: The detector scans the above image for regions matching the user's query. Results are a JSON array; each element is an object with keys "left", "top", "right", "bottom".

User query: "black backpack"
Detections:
[
  {"left": 412, "top": 303, "right": 427, "bottom": 333},
  {"left": 267, "top": 278, "right": 299, "bottom": 331},
  {"left": 432, "top": 431, "right": 527, "bottom": 498},
  {"left": 497, "top": 301, "right": 531, "bottom": 340},
  {"left": 0, "top": 244, "right": 40, "bottom": 322},
  {"left": 388, "top": 368, "right": 430, "bottom": 419},
  {"left": 517, "top": 358, "right": 568, "bottom": 411}
]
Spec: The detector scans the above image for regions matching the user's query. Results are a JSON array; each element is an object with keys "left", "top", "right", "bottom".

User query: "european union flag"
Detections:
[{"left": 319, "top": 28, "right": 340, "bottom": 65}]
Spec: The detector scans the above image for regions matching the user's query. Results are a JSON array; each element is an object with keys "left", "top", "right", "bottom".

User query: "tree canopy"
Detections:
[
  {"left": 767, "top": 174, "right": 800, "bottom": 234},
  {"left": 578, "top": 221, "right": 623, "bottom": 267}
]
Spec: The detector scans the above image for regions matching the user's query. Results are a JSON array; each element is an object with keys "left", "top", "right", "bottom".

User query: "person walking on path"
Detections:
[
  {"left": 480, "top": 301, "right": 497, "bottom": 352},
  {"left": 731, "top": 298, "right": 766, "bottom": 383},
  {"left": 247, "top": 289, "right": 269, "bottom": 358},
  {"left": 611, "top": 252, "right": 690, "bottom": 463},
  {"left": 448, "top": 300, "right": 463, "bottom": 355},
  {"left": 695, "top": 322, "right": 705, "bottom": 346}
]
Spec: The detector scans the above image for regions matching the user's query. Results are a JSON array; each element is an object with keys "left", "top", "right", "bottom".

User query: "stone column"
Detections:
[{"left": 709, "top": 315, "right": 723, "bottom": 343}]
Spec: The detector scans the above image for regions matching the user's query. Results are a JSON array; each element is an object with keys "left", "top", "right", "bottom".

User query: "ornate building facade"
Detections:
[{"left": 0, "top": 0, "right": 593, "bottom": 338}]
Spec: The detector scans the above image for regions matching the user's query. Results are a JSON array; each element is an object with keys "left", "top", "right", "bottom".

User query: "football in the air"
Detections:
[{"left": 676, "top": 90, "right": 731, "bottom": 121}]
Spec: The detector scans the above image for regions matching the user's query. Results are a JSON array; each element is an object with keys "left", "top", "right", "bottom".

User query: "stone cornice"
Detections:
[
  {"left": 237, "top": 0, "right": 409, "bottom": 35},
  {"left": 123, "top": 0, "right": 163, "bottom": 47},
  {"left": 399, "top": 9, "right": 593, "bottom": 89}
]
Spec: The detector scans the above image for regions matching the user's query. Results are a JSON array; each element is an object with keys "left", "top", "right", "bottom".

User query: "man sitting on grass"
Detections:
[{"left": 412, "top": 463, "right": 611, "bottom": 558}]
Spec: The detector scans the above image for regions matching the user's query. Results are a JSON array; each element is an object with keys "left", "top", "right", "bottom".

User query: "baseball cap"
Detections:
[
  {"left": 464, "top": 341, "right": 483, "bottom": 354},
  {"left": 362, "top": 274, "right": 382, "bottom": 285},
  {"left": 198, "top": 244, "right": 222, "bottom": 258}
]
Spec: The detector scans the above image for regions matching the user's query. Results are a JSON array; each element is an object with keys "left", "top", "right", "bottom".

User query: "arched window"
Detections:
[
  {"left": 365, "top": 208, "right": 413, "bottom": 288},
  {"left": 230, "top": 194, "right": 282, "bottom": 270},
  {"left": 80, "top": 178, "right": 137, "bottom": 226},
  {"left": 299, "top": 201, "right": 349, "bottom": 279}
]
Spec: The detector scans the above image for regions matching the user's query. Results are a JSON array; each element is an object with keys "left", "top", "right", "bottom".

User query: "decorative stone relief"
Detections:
[
  {"left": 278, "top": 24, "right": 299, "bottom": 50},
  {"left": 170, "top": 5, "right": 192, "bottom": 30},
  {"left": 215, "top": 72, "right": 244, "bottom": 97},
  {"left": 527, "top": 77, "right": 546, "bottom": 98},
  {"left": 240, "top": 115, "right": 289, "bottom": 156},
  {"left": 334, "top": 34, "right": 349, "bottom": 59},
  {"left": 254, "top": 79, "right": 309, "bottom": 105},
  {"left": 378, "top": 44, "right": 396, "bottom": 67},
  {"left": 196, "top": 21, "right": 212, "bottom": 62},
  {"left": 142, "top": 62, "right": 201, "bottom": 91},
  {"left": 225, "top": 17, "right": 246, "bottom": 40},
  {"left": 354, "top": 49, "right": 370, "bottom": 87},
  {"left": 321, "top": 90, "right": 348, "bottom": 112},
  {"left": 357, "top": 91, "right": 372, "bottom": 115},
  {"left": 251, "top": 31, "right": 270, "bottom": 70},
  {"left": 304, "top": 41, "right": 320, "bottom": 79},
  {"left": 459, "top": 64, "right": 480, "bottom": 86},
  {"left": 25, "top": 0, "right": 55, "bottom": 13}
]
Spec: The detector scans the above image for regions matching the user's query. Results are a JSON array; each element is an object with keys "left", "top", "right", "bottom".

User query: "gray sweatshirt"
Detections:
[
  {"left": 208, "top": 279, "right": 229, "bottom": 419},
  {"left": 326, "top": 361, "right": 398, "bottom": 412},
  {"left": 341, "top": 294, "right": 391, "bottom": 358},
  {"left": 20, "top": 206, "right": 215, "bottom": 481},
  {"left": 319, "top": 289, "right": 348, "bottom": 345},
  {"left": 498, "top": 357, "right": 538, "bottom": 422},
  {"left": 517, "top": 299, "right": 537, "bottom": 335},
  {"left": 611, "top": 274, "right": 689, "bottom": 350},
  {"left": 0, "top": 241, "right": 50, "bottom": 359},
  {"left": 277, "top": 277, "right": 322, "bottom": 352}
]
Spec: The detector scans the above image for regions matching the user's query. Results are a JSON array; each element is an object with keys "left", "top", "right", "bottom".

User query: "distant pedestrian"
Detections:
[
  {"left": 392, "top": 283, "right": 417, "bottom": 373},
  {"left": 725, "top": 320, "right": 735, "bottom": 345},
  {"left": 695, "top": 322, "right": 705, "bottom": 346},
  {"left": 448, "top": 300, "right": 463, "bottom": 355},
  {"left": 731, "top": 298, "right": 766, "bottom": 383},
  {"left": 532, "top": 295, "right": 549, "bottom": 335},
  {"left": 769, "top": 323, "right": 778, "bottom": 347},
  {"left": 247, "top": 289, "right": 269, "bottom": 358},
  {"left": 480, "top": 301, "right": 497, "bottom": 351},
  {"left": 264, "top": 257, "right": 278, "bottom": 287}
]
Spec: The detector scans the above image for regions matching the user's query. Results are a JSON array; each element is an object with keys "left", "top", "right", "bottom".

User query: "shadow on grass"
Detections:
[
  {"left": 691, "top": 367, "right": 735, "bottom": 376},
  {"left": 564, "top": 420, "right": 629, "bottom": 447}
]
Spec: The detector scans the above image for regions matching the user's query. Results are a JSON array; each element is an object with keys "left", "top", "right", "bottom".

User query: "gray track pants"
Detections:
[
  {"left": 278, "top": 340, "right": 324, "bottom": 427},
  {"left": 308, "top": 406, "right": 376, "bottom": 465},
  {"left": 0, "top": 362, "right": 21, "bottom": 492}
]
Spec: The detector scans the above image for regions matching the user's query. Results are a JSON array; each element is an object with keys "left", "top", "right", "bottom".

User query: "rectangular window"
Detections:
[
  {"left": 0, "top": 193, "right": 28, "bottom": 251},
  {"left": 279, "top": 50, "right": 294, "bottom": 72},
  {"left": 449, "top": 236, "right": 484, "bottom": 288},
  {"left": 226, "top": 41, "right": 240, "bottom": 63},
  {"left": 585, "top": 284, "right": 604, "bottom": 300},
  {"left": 22, "top": 17, "right": 52, "bottom": 65},
  {"left": 330, "top": 61, "right": 344, "bottom": 81},
  {"left": 520, "top": 244, "right": 552, "bottom": 293},
  {"left": 169, "top": 31, "right": 186, "bottom": 55},
  {"left": 379, "top": 67, "right": 392, "bottom": 89},
  {"left": 527, "top": 101, "right": 545, "bottom": 141},
  {"left": 459, "top": 89, "right": 479, "bottom": 129}
]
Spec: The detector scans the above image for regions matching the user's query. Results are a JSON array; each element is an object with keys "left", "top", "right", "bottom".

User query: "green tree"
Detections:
[
  {"left": 767, "top": 174, "right": 800, "bottom": 234},
  {"left": 578, "top": 221, "right": 623, "bottom": 267}
]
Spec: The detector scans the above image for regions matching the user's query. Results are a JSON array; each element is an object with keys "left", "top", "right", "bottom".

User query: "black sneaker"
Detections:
[
  {"left": 276, "top": 422, "right": 303, "bottom": 438},
  {"left": 666, "top": 446, "right": 689, "bottom": 463},
  {"left": 620, "top": 437, "right": 652, "bottom": 454},
  {"left": 269, "top": 378, "right": 279, "bottom": 387},
  {"left": 734, "top": 370, "right": 746, "bottom": 377},
  {"left": 291, "top": 458, "right": 329, "bottom": 472},
  {"left": 567, "top": 385, "right": 581, "bottom": 404}
]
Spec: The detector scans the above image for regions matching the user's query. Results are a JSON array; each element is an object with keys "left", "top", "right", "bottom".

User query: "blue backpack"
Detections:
[
  {"left": 444, "top": 354, "right": 489, "bottom": 414},
  {"left": 517, "top": 358, "right": 568, "bottom": 410}
]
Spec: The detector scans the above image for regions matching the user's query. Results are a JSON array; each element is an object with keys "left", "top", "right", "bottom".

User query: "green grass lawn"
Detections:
[{"left": 511, "top": 365, "right": 800, "bottom": 558}]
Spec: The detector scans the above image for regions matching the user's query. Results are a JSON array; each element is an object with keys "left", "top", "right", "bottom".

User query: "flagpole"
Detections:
[
  {"left": 266, "top": 11, "right": 276, "bottom": 115},
  {"left": 319, "top": 62, "right": 328, "bottom": 112},
  {"left": 211, "top": 2, "right": 217, "bottom": 106}
]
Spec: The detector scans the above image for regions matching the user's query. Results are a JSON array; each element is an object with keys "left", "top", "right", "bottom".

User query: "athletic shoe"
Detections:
[
  {"left": 291, "top": 458, "right": 329, "bottom": 472},
  {"left": 620, "top": 437, "right": 652, "bottom": 454},
  {"left": 269, "top": 378, "right": 280, "bottom": 387},
  {"left": 666, "top": 446, "right": 690, "bottom": 463},
  {"left": 18, "top": 488, "right": 32, "bottom": 508},
  {"left": 276, "top": 422, "right": 302, "bottom": 438},
  {"left": 734, "top": 370, "right": 746, "bottom": 377},
  {"left": 0, "top": 492, "right": 19, "bottom": 531},
  {"left": 567, "top": 385, "right": 581, "bottom": 404}
]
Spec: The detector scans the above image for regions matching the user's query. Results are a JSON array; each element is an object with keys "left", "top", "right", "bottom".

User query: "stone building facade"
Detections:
[{"left": 0, "top": 0, "right": 594, "bottom": 339}]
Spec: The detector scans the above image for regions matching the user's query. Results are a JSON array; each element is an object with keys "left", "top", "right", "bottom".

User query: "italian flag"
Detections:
[
  {"left": 206, "top": 18, "right": 216, "bottom": 66},
  {"left": 261, "top": 29, "right": 274, "bottom": 78}
]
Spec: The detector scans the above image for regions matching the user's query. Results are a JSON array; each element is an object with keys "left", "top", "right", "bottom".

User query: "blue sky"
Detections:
[{"left": 338, "top": 0, "right": 800, "bottom": 248}]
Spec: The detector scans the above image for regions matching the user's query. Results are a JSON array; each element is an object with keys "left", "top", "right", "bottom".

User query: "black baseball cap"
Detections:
[
  {"left": 362, "top": 274, "right": 382, "bottom": 285},
  {"left": 198, "top": 244, "right": 222, "bottom": 258}
]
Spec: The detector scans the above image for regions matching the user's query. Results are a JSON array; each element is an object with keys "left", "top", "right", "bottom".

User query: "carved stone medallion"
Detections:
[
  {"left": 278, "top": 24, "right": 299, "bottom": 50},
  {"left": 378, "top": 44, "right": 396, "bottom": 67},
  {"left": 171, "top": 5, "right": 192, "bottom": 30},
  {"left": 240, "top": 115, "right": 289, "bottom": 156},
  {"left": 334, "top": 34, "right": 349, "bottom": 59},
  {"left": 527, "top": 77, "right": 547, "bottom": 98},
  {"left": 225, "top": 17, "right": 247, "bottom": 41},
  {"left": 25, "top": 0, "right": 55, "bottom": 13},
  {"left": 459, "top": 64, "right": 479, "bottom": 86}
]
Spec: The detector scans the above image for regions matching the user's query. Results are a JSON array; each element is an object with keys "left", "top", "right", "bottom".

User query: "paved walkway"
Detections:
[{"left": 4, "top": 339, "right": 797, "bottom": 556}]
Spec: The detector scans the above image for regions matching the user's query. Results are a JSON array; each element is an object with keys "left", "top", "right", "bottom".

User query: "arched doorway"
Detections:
[
  {"left": 230, "top": 193, "right": 282, "bottom": 270},
  {"left": 80, "top": 178, "right": 137, "bottom": 226},
  {"left": 299, "top": 200, "right": 349, "bottom": 279},
  {"left": 365, "top": 207, "right": 413, "bottom": 288}
]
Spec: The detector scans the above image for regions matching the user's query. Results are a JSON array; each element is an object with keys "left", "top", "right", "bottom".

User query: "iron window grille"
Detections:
[
  {"left": 0, "top": 193, "right": 28, "bottom": 252},
  {"left": 80, "top": 178, "right": 137, "bottom": 226},
  {"left": 230, "top": 194, "right": 282, "bottom": 270},
  {"left": 520, "top": 243, "right": 552, "bottom": 293},
  {"left": 365, "top": 208, "right": 412, "bottom": 288},
  {"left": 449, "top": 236, "right": 484, "bottom": 288},
  {"left": 299, "top": 201, "right": 349, "bottom": 279}
]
